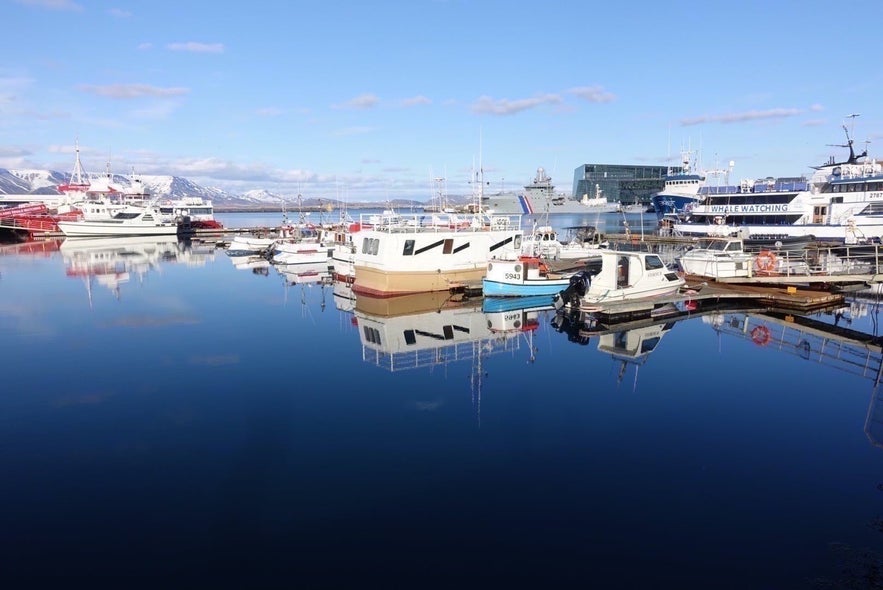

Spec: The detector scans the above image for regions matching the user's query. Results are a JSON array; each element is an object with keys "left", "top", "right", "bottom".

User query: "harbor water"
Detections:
[{"left": 1, "top": 211, "right": 882, "bottom": 588}]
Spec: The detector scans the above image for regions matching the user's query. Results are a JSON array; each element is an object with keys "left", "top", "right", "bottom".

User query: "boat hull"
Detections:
[
  {"left": 482, "top": 277, "right": 572, "bottom": 297},
  {"left": 679, "top": 255, "right": 754, "bottom": 279},
  {"left": 352, "top": 215, "right": 524, "bottom": 297},
  {"left": 354, "top": 265, "right": 488, "bottom": 297},
  {"left": 57, "top": 220, "right": 179, "bottom": 237}
]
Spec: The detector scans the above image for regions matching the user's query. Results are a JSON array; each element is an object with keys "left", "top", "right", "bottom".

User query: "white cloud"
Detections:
[
  {"left": 332, "top": 126, "right": 376, "bottom": 137},
  {"left": 166, "top": 42, "right": 224, "bottom": 54},
  {"left": 680, "top": 108, "right": 803, "bottom": 126},
  {"left": 256, "top": 107, "right": 284, "bottom": 117},
  {"left": 471, "top": 94, "right": 562, "bottom": 115},
  {"left": 131, "top": 100, "right": 183, "bottom": 119},
  {"left": 15, "top": 0, "right": 82, "bottom": 11},
  {"left": 568, "top": 85, "right": 616, "bottom": 103},
  {"left": 400, "top": 95, "right": 431, "bottom": 107},
  {"left": 78, "top": 84, "right": 189, "bottom": 99},
  {"left": 332, "top": 94, "right": 380, "bottom": 110},
  {"left": 108, "top": 8, "right": 131, "bottom": 17}
]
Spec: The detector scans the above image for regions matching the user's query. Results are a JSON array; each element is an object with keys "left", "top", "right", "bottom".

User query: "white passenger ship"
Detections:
[{"left": 673, "top": 121, "right": 883, "bottom": 243}]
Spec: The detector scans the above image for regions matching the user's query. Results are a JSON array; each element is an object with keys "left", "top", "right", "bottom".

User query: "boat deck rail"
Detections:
[{"left": 358, "top": 212, "right": 522, "bottom": 233}]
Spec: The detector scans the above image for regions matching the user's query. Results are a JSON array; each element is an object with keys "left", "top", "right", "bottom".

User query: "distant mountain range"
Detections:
[{"left": 0, "top": 167, "right": 433, "bottom": 210}]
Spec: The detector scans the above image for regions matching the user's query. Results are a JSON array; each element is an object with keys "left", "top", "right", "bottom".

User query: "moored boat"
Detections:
[
  {"left": 553, "top": 249, "right": 685, "bottom": 311},
  {"left": 678, "top": 236, "right": 755, "bottom": 279},
  {"left": 477, "top": 167, "right": 600, "bottom": 215},
  {"left": 482, "top": 255, "right": 601, "bottom": 297},
  {"left": 56, "top": 205, "right": 181, "bottom": 237},
  {"left": 672, "top": 119, "right": 883, "bottom": 244}
]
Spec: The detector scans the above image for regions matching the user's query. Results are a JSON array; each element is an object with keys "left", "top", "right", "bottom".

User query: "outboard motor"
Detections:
[{"left": 553, "top": 270, "right": 592, "bottom": 311}]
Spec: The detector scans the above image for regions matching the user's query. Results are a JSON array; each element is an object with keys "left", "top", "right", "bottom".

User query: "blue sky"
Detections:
[{"left": 1, "top": 0, "right": 881, "bottom": 202}]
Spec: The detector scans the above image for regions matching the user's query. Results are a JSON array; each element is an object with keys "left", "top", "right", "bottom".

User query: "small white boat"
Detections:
[
  {"left": 678, "top": 237, "right": 755, "bottom": 279},
  {"left": 521, "top": 224, "right": 606, "bottom": 260},
  {"left": 482, "top": 256, "right": 600, "bottom": 297},
  {"left": 553, "top": 249, "right": 685, "bottom": 311},
  {"left": 56, "top": 205, "right": 180, "bottom": 237},
  {"left": 226, "top": 235, "right": 278, "bottom": 256},
  {"left": 272, "top": 239, "right": 333, "bottom": 265}
]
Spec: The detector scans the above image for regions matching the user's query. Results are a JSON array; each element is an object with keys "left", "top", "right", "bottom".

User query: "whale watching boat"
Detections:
[{"left": 672, "top": 118, "right": 883, "bottom": 244}]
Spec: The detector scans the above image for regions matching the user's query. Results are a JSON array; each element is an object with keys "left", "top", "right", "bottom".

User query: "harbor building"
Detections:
[{"left": 572, "top": 163, "right": 678, "bottom": 204}]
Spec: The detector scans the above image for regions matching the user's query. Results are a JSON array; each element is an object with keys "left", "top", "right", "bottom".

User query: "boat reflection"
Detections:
[
  {"left": 353, "top": 292, "right": 521, "bottom": 372},
  {"left": 275, "top": 261, "right": 334, "bottom": 286},
  {"left": 228, "top": 253, "right": 271, "bottom": 274},
  {"left": 701, "top": 300, "right": 883, "bottom": 449},
  {"left": 354, "top": 291, "right": 530, "bottom": 424},
  {"left": 60, "top": 235, "right": 216, "bottom": 303}
]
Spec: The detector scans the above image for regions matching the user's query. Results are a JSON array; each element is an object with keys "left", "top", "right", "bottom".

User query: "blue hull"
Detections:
[
  {"left": 481, "top": 294, "right": 557, "bottom": 313},
  {"left": 651, "top": 193, "right": 701, "bottom": 221},
  {"left": 482, "top": 278, "right": 570, "bottom": 298}
]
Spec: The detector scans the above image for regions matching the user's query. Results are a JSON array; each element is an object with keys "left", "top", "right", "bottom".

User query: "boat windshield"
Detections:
[
  {"left": 112, "top": 211, "right": 142, "bottom": 220},
  {"left": 696, "top": 239, "right": 731, "bottom": 252}
]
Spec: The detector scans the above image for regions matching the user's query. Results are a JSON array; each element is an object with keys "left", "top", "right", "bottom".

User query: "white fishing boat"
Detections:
[
  {"left": 553, "top": 249, "right": 685, "bottom": 311},
  {"left": 271, "top": 224, "right": 333, "bottom": 265},
  {"left": 56, "top": 205, "right": 180, "bottom": 237},
  {"left": 352, "top": 163, "right": 524, "bottom": 297},
  {"left": 678, "top": 236, "right": 755, "bottom": 279},
  {"left": 577, "top": 184, "right": 621, "bottom": 214},
  {"left": 521, "top": 224, "right": 607, "bottom": 260}
]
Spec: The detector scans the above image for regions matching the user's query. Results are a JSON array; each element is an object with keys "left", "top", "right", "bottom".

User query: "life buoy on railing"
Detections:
[
  {"left": 753, "top": 250, "right": 777, "bottom": 274},
  {"left": 751, "top": 325, "right": 771, "bottom": 346}
]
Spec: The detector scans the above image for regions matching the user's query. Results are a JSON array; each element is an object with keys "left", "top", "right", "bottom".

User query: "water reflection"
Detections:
[
  {"left": 353, "top": 292, "right": 522, "bottom": 372},
  {"left": 58, "top": 235, "right": 216, "bottom": 304}
]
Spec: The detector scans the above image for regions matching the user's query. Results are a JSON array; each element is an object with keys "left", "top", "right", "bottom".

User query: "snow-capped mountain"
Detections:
[
  {"left": 0, "top": 166, "right": 276, "bottom": 207},
  {"left": 0, "top": 166, "right": 426, "bottom": 209}
]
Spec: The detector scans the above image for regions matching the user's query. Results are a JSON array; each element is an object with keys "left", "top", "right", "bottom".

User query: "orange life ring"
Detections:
[
  {"left": 753, "top": 250, "right": 777, "bottom": 274},
  {"left": 751, "top": 325, "right": 771, "bottom": 346}
]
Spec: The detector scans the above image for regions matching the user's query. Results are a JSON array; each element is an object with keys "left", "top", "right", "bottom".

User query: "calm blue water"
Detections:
[{"left": 2, "top": 212, "right": 883, "bottom": 588}]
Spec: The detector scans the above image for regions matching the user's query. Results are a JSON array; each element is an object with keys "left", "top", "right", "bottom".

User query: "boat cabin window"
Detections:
[
  {"left": 363, "top": 326, "right": 381, "bottom": 345},
  {"left": 617, "top": 256, "right": 630, "bottom": 288},
  {"left": 443, "top": 239, "right": 454, "bottom": 254},
  {"left": 644, "top": 256, "right": 664, "bottom": 270},
  {"left": 402, "top": 240, "right": 415, "bottom": 256},
  {"left": 362, "top": 237, "right": 380, "bottom": 255}
]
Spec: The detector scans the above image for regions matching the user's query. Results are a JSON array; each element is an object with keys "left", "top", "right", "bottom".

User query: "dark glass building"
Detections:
[{"left": 572, "top": 163, "right": 680, "bottom": 204}]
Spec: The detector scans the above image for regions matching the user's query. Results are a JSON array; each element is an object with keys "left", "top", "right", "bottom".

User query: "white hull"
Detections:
[
  {"left": 673, "top": 220, "right": 883, "bottom": 243},
  {"left": 678, "top": 238, "right": 755, "bottom": 279},
  {"left": 352, "top": 212, "right": 523, "bottom": 297},
  {"left": 57, "top": 219, "right": 179, "bottom": 237},
  {"left": 554, "top": 250, "right": 685, "bottom": 311},
  {"left": 679, "top": 255, "right": 753, "bottom": 279},
  {"left": 272, "top": 242, "right": 333, "bottom": 265}
]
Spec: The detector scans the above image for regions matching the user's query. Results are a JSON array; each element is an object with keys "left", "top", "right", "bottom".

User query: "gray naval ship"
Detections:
[{"left": 477, "top": 167, "right": 620, "bottom": 215}]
